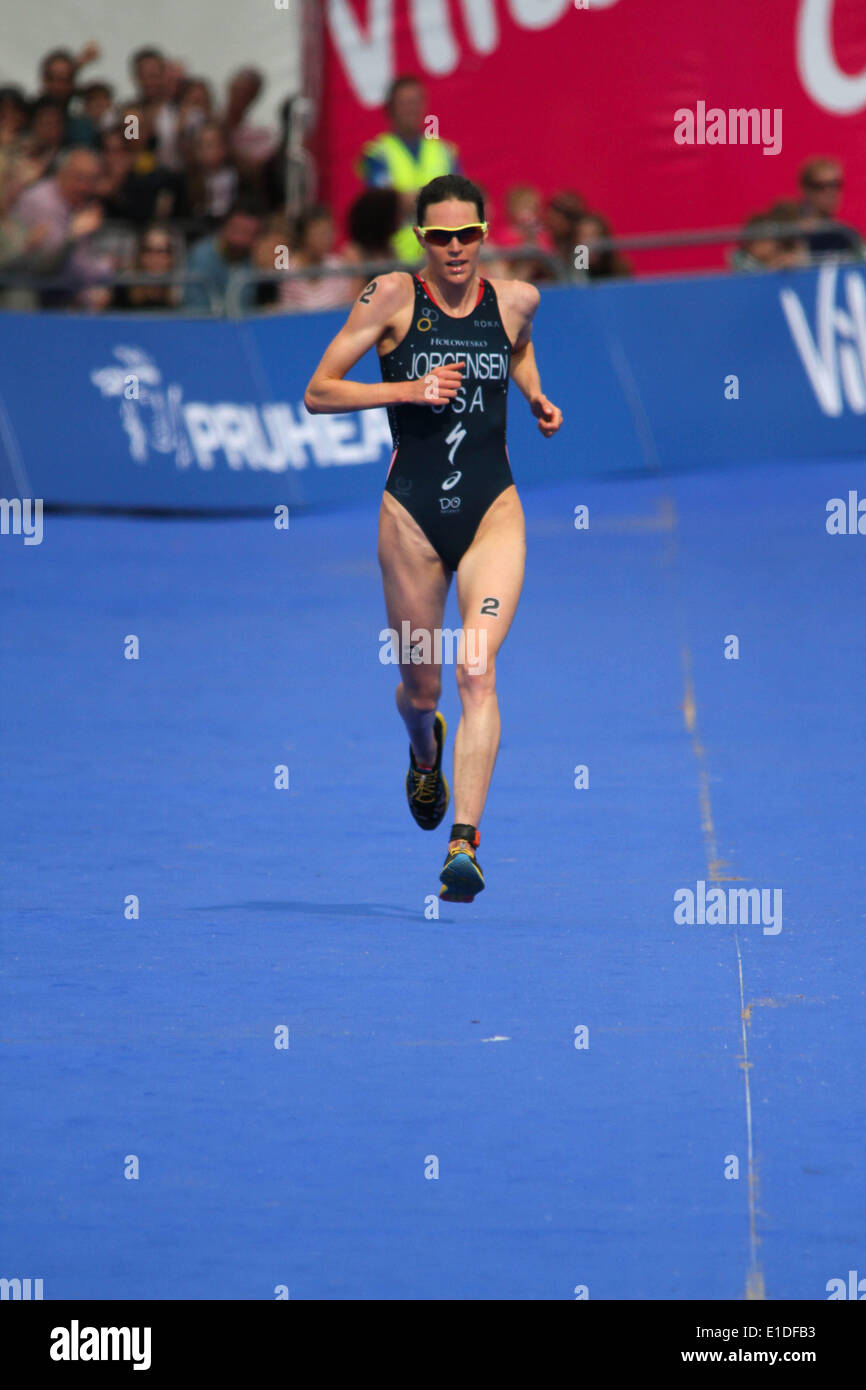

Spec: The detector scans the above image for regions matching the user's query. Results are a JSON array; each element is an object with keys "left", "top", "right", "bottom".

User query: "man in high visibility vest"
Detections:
[{"left": 356, "top": 75, "right": 460, "bottom": 263}]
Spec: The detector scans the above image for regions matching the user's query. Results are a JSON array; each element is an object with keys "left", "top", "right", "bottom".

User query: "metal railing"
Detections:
[
  {"left": 224, "top": 243, "right": 571, "bottom": 316},
  {"left": 573, "top": 218, "right": 864, "bottom": 266},
  {"left": 0, "top": 269, "right": 222, "bottom": 314},
  {"left": 225, "top": 257, "right": 405, "bottom": 318},
  {"left": 0, "top": 222, "right": 862, "bottom": 317}
]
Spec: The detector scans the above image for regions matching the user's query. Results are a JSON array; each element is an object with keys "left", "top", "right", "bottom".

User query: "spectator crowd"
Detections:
[
  {"left": 0, "top": 43, "right": 294, "bottom": 310},
  {"left": 0, "top": 45, "right": 861, "bottom": 313},
  {"left": 734, "top": 157, "right": 863, "bottom": 271}
]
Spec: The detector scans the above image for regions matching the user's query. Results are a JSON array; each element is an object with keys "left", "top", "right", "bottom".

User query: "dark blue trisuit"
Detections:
[{"left": 379, "top": 272, "right": 514, "bottom": 572}]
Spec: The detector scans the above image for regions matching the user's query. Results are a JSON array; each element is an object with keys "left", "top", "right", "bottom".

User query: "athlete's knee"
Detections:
[
  {"left": 399, "top": 674, "right": 442, "bottom": 709},
  {"left": 456, "top": 655, "right": 496, "bottom": 706}
]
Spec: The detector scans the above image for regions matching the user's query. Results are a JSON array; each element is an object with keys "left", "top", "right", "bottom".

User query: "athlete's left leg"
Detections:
[{"left": 451, "top": 484, "right": 526, "bottom": 841}]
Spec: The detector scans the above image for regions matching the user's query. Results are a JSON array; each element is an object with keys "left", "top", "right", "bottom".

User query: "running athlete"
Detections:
[{"left": 305, "top": 174, "right": 563, "bottom": 901}]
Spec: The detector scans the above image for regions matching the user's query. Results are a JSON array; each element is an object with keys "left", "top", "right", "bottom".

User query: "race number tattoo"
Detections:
[
  {"left": 480, "top": 597, "right": 500, "bottom": 617},
  {"left": 359, "top": 280, "right": 378, "bottom": 303}
]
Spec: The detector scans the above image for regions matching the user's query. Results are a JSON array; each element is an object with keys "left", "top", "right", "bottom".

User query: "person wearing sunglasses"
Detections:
[
  {"left": 305, "top": 173, "right": 562, "bottom": 902},
  {"left": 112, "top": 226, "right": 180, "bottom": 310},
  {"left": 797, "top": 156, "right": 863, "bottom": 260}
]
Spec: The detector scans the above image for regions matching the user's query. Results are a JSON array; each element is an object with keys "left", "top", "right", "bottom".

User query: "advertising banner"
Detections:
[
  {"left": 2, "top": 264, "right": 866, "bottom": 511},
  {"left": 315, "top": 1, "right": 866, "bottom": 272}
]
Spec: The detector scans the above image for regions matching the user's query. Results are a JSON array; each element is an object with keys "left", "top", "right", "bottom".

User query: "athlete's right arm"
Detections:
[{"left": 303, "top": 272, "right": 464, "bottom": 414}]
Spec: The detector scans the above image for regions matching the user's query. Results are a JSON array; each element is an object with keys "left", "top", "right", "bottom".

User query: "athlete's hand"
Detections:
[
  {"left": 406, "top": 361, "right": 465, "bottom": 405},
  {"left": 530, "top": 392, "right": 563, "bottom": 437}
]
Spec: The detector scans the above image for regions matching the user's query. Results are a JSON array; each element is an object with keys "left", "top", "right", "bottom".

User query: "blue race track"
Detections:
[{"left": 2, "top": 456, "right": 864, "bottom": 1299}]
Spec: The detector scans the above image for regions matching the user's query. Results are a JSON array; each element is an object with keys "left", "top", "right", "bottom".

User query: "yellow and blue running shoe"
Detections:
[{"left": 439, "top": 823, "right": 484, "bottom": 902}]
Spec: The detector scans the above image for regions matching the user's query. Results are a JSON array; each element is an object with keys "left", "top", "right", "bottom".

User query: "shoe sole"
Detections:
[{"left": 439, "top": 850, "right": 485, "bottom": 900}]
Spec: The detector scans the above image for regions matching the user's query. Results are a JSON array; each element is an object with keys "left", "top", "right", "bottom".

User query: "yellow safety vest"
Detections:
[{"left": 357, "top": 132, "right": 458, "bottom": 263}]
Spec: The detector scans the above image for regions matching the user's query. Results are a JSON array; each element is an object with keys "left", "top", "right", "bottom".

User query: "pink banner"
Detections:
[{"left": 314, "top": 0, "right": 866, "bottom": 271}]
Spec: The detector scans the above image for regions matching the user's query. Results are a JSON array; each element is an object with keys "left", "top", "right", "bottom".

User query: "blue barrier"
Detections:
[{"left": 2, "top": 264, "right": 865, "bottom": 510}]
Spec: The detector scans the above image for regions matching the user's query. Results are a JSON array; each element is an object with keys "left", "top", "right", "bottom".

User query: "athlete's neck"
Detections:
[{"left": 419, "top": 267, "right": 481, "bottom": 317}]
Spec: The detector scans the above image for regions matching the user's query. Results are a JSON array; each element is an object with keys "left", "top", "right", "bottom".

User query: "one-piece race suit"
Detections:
[{"left": 379, "top": 271, "right": 514, "bottom": 571}]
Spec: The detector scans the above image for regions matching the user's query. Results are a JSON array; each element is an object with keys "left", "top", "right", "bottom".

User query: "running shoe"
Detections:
[
  {"left": 406, "top": 711, "right": 449, "bottom": 830},
  {"left": 439, "top": 837, "right": 485, "bottom": 902}
]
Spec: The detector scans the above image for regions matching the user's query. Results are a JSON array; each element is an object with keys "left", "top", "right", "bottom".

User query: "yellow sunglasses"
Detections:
[{"left": 416, "top": 222, "right": 488, "bottom": 246}]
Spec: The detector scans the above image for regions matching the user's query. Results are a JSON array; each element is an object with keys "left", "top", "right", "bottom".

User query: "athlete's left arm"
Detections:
[{"left": 506, "top": 282, "right": 563, "bottom": 438}]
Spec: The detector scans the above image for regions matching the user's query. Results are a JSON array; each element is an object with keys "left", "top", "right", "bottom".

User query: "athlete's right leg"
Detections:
[{"left": 377, "top": 490, "right": 451, "bottom": 765}]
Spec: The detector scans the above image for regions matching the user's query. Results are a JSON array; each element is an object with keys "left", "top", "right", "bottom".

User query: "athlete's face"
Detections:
[{"left": 416, "top": 199, "right": 485, "bottom": 287}]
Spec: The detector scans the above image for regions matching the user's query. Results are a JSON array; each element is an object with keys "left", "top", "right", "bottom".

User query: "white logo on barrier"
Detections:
[
  {"left": 781, "top": 266, "right": 866, "bottom": 417},
  {"left": 89, "top": 345, "right": 392, "bottom": 473},
  {"left": 89, "top": 346, "right": 192, "bottom": 467}
]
